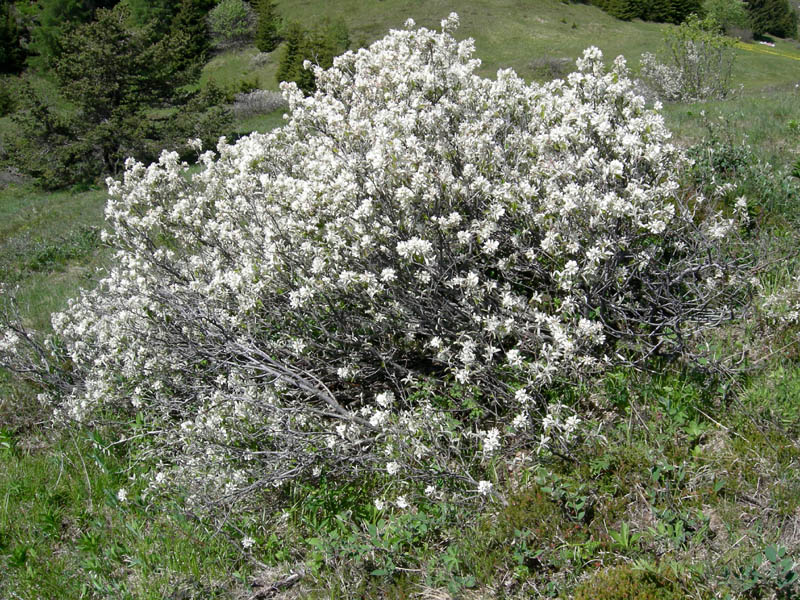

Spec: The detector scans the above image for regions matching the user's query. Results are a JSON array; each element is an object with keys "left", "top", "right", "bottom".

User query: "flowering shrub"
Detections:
[
  {"left": 231, "top": 88, "right": 287, "bottom": 118},
  {"left": 640, "top": 15, "right": 737, "bottom": 102},
  {"left": 0, "top": 15, "right": 750, "bottom": 510}
]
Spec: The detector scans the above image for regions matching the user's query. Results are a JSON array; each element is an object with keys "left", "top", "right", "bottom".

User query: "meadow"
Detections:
[{"left": 2, "top": 1, "right": 800, "bottom": 598}]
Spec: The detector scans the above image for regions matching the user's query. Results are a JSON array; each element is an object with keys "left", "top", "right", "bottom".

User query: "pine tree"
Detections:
[
  {"left": 276, "top": 20, "right": 349, "bottom": 94},
  {"left": 170, "top": 0, "right": 213, "bottom": 70},
  {"left": 0, "top": 0, "right": 25, "bottom": 74},
  {"left": 748, "top": 0, "right": 797, "bottom": 36},
  {"left": 254, "top": 0, "right": 280, "bottom": 52},
  {"left": 276, "top": 21, "right": 305, "bottom": 86},
  {"left": 28, "top": 0, "right": 90, "bottom": 65},
  {"left": 126, "top": 0, "right": 179, "bottom": 35}
]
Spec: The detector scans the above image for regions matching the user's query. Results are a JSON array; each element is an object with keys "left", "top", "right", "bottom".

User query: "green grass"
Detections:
[
  {"left": 232, "top": 108, "right": 288, "bottom": 135},
  {"left": 0, "top": 428, "right": 253, "bottom": 599},
  {"left": 267, "top": 0, "right": 800, "bottom": 90},
  {"left": 200, "top": 45, "right": 281, "bottom": 92},
  {"left": 271, "top": 0, "right": 664, "bottom": 81},
  {"left": 663, "top": 88, "right": 800, "bottom": 167},
  {"left": 0, "top": 184, "right": 108, "bottom": 330}
]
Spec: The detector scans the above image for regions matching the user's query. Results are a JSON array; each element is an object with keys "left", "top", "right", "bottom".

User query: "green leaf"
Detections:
[{"left": 765, "top": 544, "right": 778, "bottom": 563}]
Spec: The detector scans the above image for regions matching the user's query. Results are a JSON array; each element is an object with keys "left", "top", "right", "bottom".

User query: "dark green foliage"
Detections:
[
  {"left": 592, "top": 0, "right": 703, "bottom": 23},
  {"left": 275, "top": 21, "right": 305, "bottom": 87},
  {"left": 125, "top": 0, "right": 180, "bottom": 35},
  {"left": 747, "top": 0, "right": 798, "bottom": 37},
  {"left": 254, "top": 0, "right": 280, "bottom": 52},
  {"left": 27, "top": 0, "right": 119, "bottom": 66},
  {"left": 276, "top": 18, "right": 349, "bottom": 94},
  {"left": 169, "top": 0, "right": 214, "bottom": 71},
  {"left": 704, "top": 0, "right": 751, "bottom": 30},
  {"left": 0, "top": 1, "right": 25, "bottom": 74},
  {"left": 5, "top": 85, "right": 95, "bottom": 188},
  {"left": 4, "top": 4, "right": 231, "bottom": 188},
  {"left": 207, "top": 0, "right": 254, "bottom": 48},
  {"left": 53, "top": 7, "right": 185, "bottom": 123},
  {"left": 27, "top": 0, "right": 87, "bottom": 66},
  {"left": 0, "top": 75, "right": 16, "bottom": 115}
]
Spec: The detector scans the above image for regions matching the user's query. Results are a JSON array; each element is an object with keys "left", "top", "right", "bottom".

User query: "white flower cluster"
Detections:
[
  {"left": 761, "top": 277, "right": 800, "bottom": 328},
  {"left": 537, "top": 404, "right": 584, "bottom": 455},
  {"left": 0, "top": 14, "right": 746, "bottom": 509}
]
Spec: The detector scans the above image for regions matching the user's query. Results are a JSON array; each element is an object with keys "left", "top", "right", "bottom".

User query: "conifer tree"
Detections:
[
  {"left": 170, "top": 0, "right": 213, "bottom": 70},
  {"left": 276, "top": 19, "right": 349, "bottom": 94},
  {"left": 276, "top": 21, "right": 305, "bottom": 86},
  {"left": 0, "top": 0, "right": 25, "bottom": 74},
  {"left": 747, "top": 0, "right": 797, "bottom": 36},
  {"left": 126, "top": 0, "right": 179, "bottom": 35},
  {"left": 254, "top": 0, "right": 280, "bottom": 52}
]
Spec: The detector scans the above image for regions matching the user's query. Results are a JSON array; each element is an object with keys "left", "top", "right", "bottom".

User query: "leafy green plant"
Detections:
[
  {"left": 640, "top": 14, "right": 737, "bottom": 102},
  {"left": 536, "top": 469, "right": 593, "bottom": 523},
  {"left": 4, "top": 4, "right": 231, "bottom": 189},
  {"left": 8, "top": 544, "right": 30, "bottom": 569},
  {"left": 0, "top": 427, "right": 15, "bottom": 455},
  {"left": 207, "top": 0, "right": 254, "bottom": 48},
  {"left": 684, "top": 111, "right": 800, "bottom": 224},
  {"left": 0, "top": 75, "right": 17, "bottom": 116},
  {"left": 509, "top": 528, "right": 545, "bottom": 579},
  {"left": 609, "top": 522, "right": 643, "bottom": 552},
  {"left": 737, "top": 544, "right": 799, "bottom": 598}
]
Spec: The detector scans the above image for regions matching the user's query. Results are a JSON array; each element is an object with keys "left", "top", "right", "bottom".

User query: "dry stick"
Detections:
[{"left": 70, "top": 430, "right": 93, "bottom": 512}]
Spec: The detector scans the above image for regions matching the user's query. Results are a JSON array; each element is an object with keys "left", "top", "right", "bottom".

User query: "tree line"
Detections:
[{"left": 589, "top": 0, "right": 797, "bottom": 38}]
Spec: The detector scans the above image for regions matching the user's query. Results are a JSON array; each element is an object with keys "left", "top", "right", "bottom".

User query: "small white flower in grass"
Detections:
[
  {"left": 386, "top": 461, "right": 400, "bottom": 476},
  {"left": 395, "top": 495, "right": 409, "bottom": 509},
  {"left": 242, "top": 536, "right": 255, "bottom": 550},
  {"left": 537, "top": 433, "right": 551, "bottom": 454},
  {"left": 374, "top": 499, "right": 385, "bottom": 511},
  {"left": 477, "top": 480, "right": 493, "bottom": 496},
  {"left": 424, "top": 485, "right": 436, "bottom": 497},
  {"left": 117, "top": 488, "right": 128, "bottom": 503}
]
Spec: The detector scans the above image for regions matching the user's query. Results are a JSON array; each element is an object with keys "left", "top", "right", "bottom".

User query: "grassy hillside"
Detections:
[
  {"left": 207, "top": 0, "right": 800, "bottom": 91},
  {"left": 2, "top": 1, "right": 800, "bottom": 598}
]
